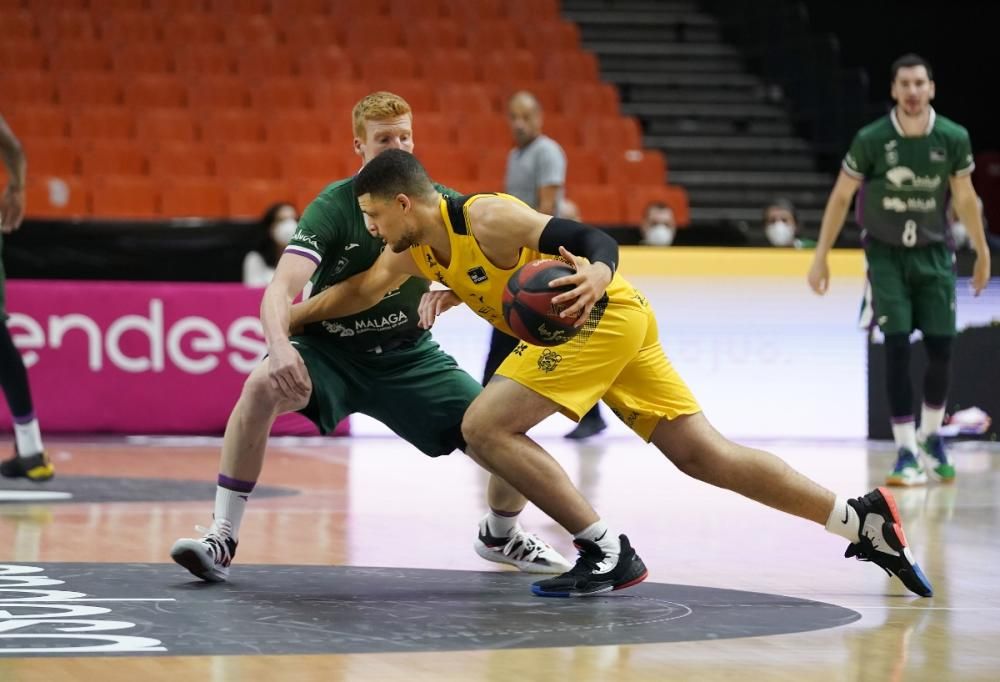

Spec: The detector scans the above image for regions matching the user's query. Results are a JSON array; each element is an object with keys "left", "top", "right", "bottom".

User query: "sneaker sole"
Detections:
[
  {"left": 170, "top": 540, "right": 228, "bottom": 582},
  {"left": 885, "top": 473, "right": 927, "bottom": 487},
  {"left": 873, "top": 488, "right": 934, "bottom": 597},
  {"left": 473, "top": 540, "right": 572, "bottom": 574},
  {"left": 530, "top": 569, "right": 649, "bottom": 598},
  {"left": 918, "top": 454, "right": 956, "bottom": 483}
]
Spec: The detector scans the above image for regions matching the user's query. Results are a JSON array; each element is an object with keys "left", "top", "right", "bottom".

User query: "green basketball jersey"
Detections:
[
  {"left": 287, "top": 176, "right": 459, "bottom": 352},
  {"left": 842, "top": 108, "right": 974, "bottom": 247}
]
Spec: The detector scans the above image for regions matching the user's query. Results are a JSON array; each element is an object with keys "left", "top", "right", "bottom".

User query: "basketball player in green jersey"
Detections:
[
  {"left": 170, "top": 93, "right": 570, "bottom": 582},
  {"left": 809, "top": 54, "right": 991, "bottom": 486}
]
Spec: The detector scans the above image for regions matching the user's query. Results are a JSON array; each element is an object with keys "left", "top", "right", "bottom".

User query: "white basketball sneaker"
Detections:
[
  {"left": 170, "top": 519, "right": 238, "bottom": 582},
  {"left": 474, "top": 516, "right": 573, "bottom": 574}
]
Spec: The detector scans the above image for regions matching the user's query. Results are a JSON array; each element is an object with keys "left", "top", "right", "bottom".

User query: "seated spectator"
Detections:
[
  {"left": 763, "top": 198, "right": 814, "bottom": 248},
  {"left": 244, "top": 201, "right": 298, "bottom": 287},
  {"left": 639, "top": 201, "right": 677, "bottom": 246}
]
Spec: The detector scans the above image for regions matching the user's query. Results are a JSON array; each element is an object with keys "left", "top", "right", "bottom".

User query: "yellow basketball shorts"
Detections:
[{"left": 495, "top": 289, "right": 701, "bottom": 441}]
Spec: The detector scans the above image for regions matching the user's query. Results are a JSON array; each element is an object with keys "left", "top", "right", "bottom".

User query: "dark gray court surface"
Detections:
[
  {"left": 0, "top": 476, "right": 296, "bottom": 504},
  {"left": 0, "top": 563, "right": 861, "bottom": 657}
]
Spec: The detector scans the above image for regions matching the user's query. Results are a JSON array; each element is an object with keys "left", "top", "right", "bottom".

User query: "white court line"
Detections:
[{"left": 0, "top": 491, "right": 73, "bottom": 502}]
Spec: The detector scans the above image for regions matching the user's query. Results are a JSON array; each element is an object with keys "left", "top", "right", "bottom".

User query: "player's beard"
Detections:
[{"left": 390, "top": 228, "right": 419, "bottom": 253}]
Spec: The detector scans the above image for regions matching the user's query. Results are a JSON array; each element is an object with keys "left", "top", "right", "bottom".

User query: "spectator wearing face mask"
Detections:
[
  {"left": 244, "top": 201, "right": 299, "bottom": 287},
  {"left": 763, "top": 198, "right": 815, "bottom": 249},
  {"left": 639, "top": 202, "right": 677, "bottom": 246}
]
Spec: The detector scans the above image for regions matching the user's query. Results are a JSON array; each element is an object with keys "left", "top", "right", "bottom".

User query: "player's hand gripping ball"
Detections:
[{"left": 502, "top": 259, "right": 582, "bottom": 346}]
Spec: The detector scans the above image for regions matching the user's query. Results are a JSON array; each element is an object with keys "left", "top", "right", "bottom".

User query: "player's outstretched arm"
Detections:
[
  {"left": 809, "top": 171, "right": 861, "bottom": 295},
  {"left": 950, "top": 174, "right": 991, "bottom": 295},
  {"left": 473, "top": 197, "right": 618, "bottom": 326},
  {"left": 289, "top": 247, "right": 422, "bottom": 329}
]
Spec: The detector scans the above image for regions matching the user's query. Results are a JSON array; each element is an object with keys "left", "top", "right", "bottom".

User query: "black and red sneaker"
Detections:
[{"left": 531, "top": 533, "right": 648, "bottom": 597}]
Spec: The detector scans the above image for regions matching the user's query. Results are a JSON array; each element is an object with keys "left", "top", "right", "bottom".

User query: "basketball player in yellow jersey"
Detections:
[{"left": 290, "top": 149, "right": 934, "bottom": 599}]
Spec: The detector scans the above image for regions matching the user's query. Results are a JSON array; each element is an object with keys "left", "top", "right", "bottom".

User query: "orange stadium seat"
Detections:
[
  {"left": 412, "top": 113, "right": 454, "bottom": 147},
  {"left": 580, "top": 116, "right": 643, "bottom": 151},
  {"left": 311, "top": 82, "right": 371, "bottom": 113},
  {"left": 47, "top": 42, "right": 113, "bottom": 72},
  {"left": 0, "top": 11, "right": 37, "bottom": 40},
  {"left": 224, "top": 15, "right": 282, "bottom": 47},
  {"left": 70, "top": 107, "right": 136, "bottom": 140},
  {"left": 56, "top": 74, "right": 122, "bottom": 107},
  {"left": 160, "top": 177, "right": 229, "bottom": 218},
  {"left": 420, "top": 49, "right": 476, "bottom": 83},
  {"left": 79, "top": 141, "right": 148, "bottom": 177},
  {"left": 249, "top": 78, "right": 314, "bottom": 111},
  {"left": 90, "top": 176, "right": 160, "bottom": 219},
  {"left": 2, "top": 107, "right": 70, "bottom": 139},
  {"left": 237, "top": 48, "right": 298, "bottom": 78},
  {"left": 0, "top": 40, "right": 46, "bottom": 70},
  {"left": 25, "top": 176, "right": 88, "bottom": 218},
  {"left": 344, "top": 19, "right": 403, "bottom": 50},
  {"left": 565, "top": 184, "right": 624, "bottom": 224},
  {"left": 330, "top": 0, "right": 390, "bottom": 21},
  {"left": 541, "top": 51, "right": 600, "bottom": 82},
  {"left": 19, "top": 138, "right": 79, "bottom": 176},
  {"left": 560, "top": 83, "right": 620, "bottom": 117},
  {"left": 479, "top": 50, "right": 538, "bottom": 84},
  {"left": 279, "top": 145, "right": 351, "bottom": 183},
  {"left": 214, "top": 144, "right": 279, "bottom": 179},
  {"left": 199, "top": 110, "right": 264, "bottom": 143},
  {"left": 294, "top": 46, "right": 356, "bottom": 81},
  {"left": 520, "top": 20, "right": 582, "bottom": 55},
  {"left": 264, "top": 111, "right": 331, "bottom": 145},
  {"left": 358, "top": 48, "right": 418, "bottom": 82},
  {"left": 112, "top": 45, "right": 174, "bottom": 75},
  {"left": 506, "top": 0, "right": 559, "bottom": 21},
  {"left": 282, "top": 18, "right": 344, "bottom": 49},
  {"left": 271, "top": 0, "right": 332, "bottom": 18},
  {"left": 403, "top": 19, "right": 465, "bottom": 50},
  {"left": 474, "top": 148, "right": 509, "bottom": 189},
  {"left": 96, "top": 10, "right": 163, "bottom": 43},
  {"left": 0, "top": 73, "right": 57, "bottom": 105},
  {"left": 626, "top": 185, "right": 691, "bottom": 226},
  {"left": 37, "top": 11, "right": 98, "bottom": 44},
  {"left": 463, "top": 115, "right": 509, "bottom": 150},
  {"left": 147, "top": 142, "right": 215, "bottom": 179},
  {"left": 464, "top": 22, "right": 522, "bottom": 52},
  {"left": 98, "top": 12, "right": 162, "bottom": 42},
  {"left": 226, "top": 179, "right": 295, "bottom": 218},
  {"left": 210, "top": 0, "right": 271, "bottom": 15},
  {"left": 388, "top": 0, "right": 452, "bottom": 20},
  {"left": 162, "top": 15, "right": 225, "bottom": 45},
  {"left": 135, "top": 109, "right": 199, "bottom": 144},
  {"left": 90, "top": 0, "right": 147, "bottom": 12},
  {"left": 541, "top": 114, "right": 581, "bottom": 148},
  {"left": 147, "top": 0, "right": 207, "bottom": 13},
  {"left": 174, "top": 46, "right": 236, "bottom": 77},
  {"left": 451, "top": 0, "right": 505, "bottom": 21},
  {"left": 565, "top": 148, "right": 607, "bottom": 185},
  {"left": 187, "top": 76, "right": 250, "bottom": 109},
  {"left": 606, "top": 150, "right": 668, "bottom": 186},
  {"left": 417, "top": 146, "right": 477, "bottom": 190},
  {"left": 123, "top": 75, "right": 190, "bottom": 109},
  {"left": 435, "top": 83, "right": 496, "bottom": 115}
]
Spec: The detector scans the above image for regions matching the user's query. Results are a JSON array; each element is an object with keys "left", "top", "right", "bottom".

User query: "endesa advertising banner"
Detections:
[{"left": 1, "top": 281, "right": 344, "bottom": 435}]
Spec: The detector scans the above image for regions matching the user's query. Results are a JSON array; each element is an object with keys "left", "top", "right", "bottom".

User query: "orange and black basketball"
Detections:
[{"left": 502, "top": 259, "right": 582, "bottom": 347}]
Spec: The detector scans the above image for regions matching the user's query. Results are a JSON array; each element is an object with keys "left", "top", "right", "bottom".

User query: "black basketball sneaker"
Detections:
[
  {"left": 1, "top": 449, "right": 54, "bottom": 482},
  {"left": 845, "top": 487, "right": 934, "bottom": 597},
  {"left": 532, "top": 534, "right": 648, "bottom": 597}
]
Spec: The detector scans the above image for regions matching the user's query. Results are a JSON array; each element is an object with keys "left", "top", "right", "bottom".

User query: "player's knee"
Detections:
[
  {"left": 461, "top": 405, "right": 494, "bottom": 453},
  {"left": 241, "top": 366, "right": 281, "bottom": 411}
]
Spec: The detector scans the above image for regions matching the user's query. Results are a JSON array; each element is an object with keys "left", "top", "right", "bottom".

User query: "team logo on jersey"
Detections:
[
  {"left": 291, "top": 231, "right": 320, "bottom": 250},
  {"left": 333, "top": 256, "right": 350, "bottom": 275},
  {"left": 322, "top": 320, "right": 356, "bottom": 337},
  {"left": 467, "top": 266, "right": 489, "bottom": 284},
  {"left": 537, "top": 349, "right": 562, "bottom": 373},
  {"left": 513, "top": 342, "right": 528, "bottom": 356},
  {"left": 886, "top": 166, "right": 941, "bottom": 191},
  {"left": 929, "top": 148, "right": 946, "bottom": 162},
  {"left": 345, "top": 243, "right": 360, "bottom": 251},
  {"left": 884, "top": 140, "right": 899, "bottom": 165}
]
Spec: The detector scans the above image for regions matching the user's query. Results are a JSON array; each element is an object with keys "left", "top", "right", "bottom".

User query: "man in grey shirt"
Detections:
[{"left": 482, "top": 91, "right": 607, "bottom": 439}]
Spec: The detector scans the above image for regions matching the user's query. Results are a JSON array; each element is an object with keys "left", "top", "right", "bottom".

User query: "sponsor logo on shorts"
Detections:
[
  {"left": 537, "top": 349, "right": 562, "bottom": 373},
  {"left": 467, "top": 266, "right": 488, "bottom": 284}
]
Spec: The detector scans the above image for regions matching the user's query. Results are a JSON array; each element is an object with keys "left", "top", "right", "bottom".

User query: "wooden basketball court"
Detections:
[{"left": 1, "top": 435, "right": 998, "bottom": 680}]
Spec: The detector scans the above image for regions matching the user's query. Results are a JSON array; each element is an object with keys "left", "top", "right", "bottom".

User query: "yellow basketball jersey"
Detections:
[{"left": 409, "top": 193, "right": 635, "bottom": 338}]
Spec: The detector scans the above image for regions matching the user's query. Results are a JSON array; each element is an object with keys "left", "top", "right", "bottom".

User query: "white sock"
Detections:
[
  {"left": 918, "top": 403, "right": 946, "bottom": 440},
  {"left": 14, "top": 418, "right": 44, "bottom": 456},
  {"left": 214, "top": 486, "right": 249, "bottom": 540},
  {"left": 485, "top": 509, "right": 520, "bottom": 538},
  {"left": 574, "top": 520, "right": 620, "bottom": 558},
  {"left": 891, "top": 419, "right": 918, "bottom": 453},
  {"left": 825, "top": 497, "right": 860, "bottom": 543}
]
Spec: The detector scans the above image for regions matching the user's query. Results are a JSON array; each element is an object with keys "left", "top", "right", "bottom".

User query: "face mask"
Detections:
[
  {"left": 272, "top": 218, "right": 297, "bottom": 245},
  {"left": 644, "top": 223, "right": 675, "bottom": 246},
  {"left": 765, "top": 220, "right": 795, "bottom": 247}
]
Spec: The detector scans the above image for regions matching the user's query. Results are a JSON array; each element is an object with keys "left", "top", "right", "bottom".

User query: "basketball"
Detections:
[{"left": 502, "top": 259, "right": 582, "bottom": 347}]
